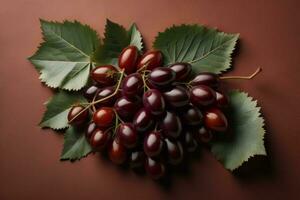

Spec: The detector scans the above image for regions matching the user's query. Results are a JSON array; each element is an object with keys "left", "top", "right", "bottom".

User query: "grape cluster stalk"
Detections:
[{"left": 67, "top": 45, "right": 261, "bottom": 179}]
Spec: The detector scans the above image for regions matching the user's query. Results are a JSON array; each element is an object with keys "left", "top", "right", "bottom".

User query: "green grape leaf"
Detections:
[
  {"left": 93, "top": 19, "right": 143, "bottom": 66},
  {"left": 60, "top": 126, "right": 92, "bottom": 161},
  {"left": 39, "top": 91, "right": 87, "bottom": 130},
  {"left": 211, "top": 90, "right": 266, "bottom": 171},
  {"left": 153, "top": 24, "right": 239, "bottom": 74},
  {"left": 29, "top": 19, "right": 101, "bottom": 90}
]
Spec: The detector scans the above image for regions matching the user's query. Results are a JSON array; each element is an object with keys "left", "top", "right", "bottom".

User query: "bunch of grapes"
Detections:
[{"left": 68, "top": 46, "right": 230, "bottom": 179}]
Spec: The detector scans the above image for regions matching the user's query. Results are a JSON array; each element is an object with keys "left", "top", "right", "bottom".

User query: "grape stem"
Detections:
[
  {"left": 68, "top": 69, "right": 125, "bottom": 123},
  {"left": 220, "top": 67, "right": 262, "bottom": 80}
]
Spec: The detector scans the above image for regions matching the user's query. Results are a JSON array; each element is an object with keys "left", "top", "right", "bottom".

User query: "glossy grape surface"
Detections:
[
  {"left": 204, "top": 108, "right": 228, "bottom": 132},
  {"left": 133, "top": 108, "right": 154, "bottom": 132},
  {"left": 181, "top": 105, "right": 203, "bottom": 126},
  {"left": 121, "top": 73, "right": 143, "bottom": 98},
  {"left": 109, "top": 139, "right": 127, "bottom": 164},
  {"left": 84, "top": 85, "right": 100, "bottom": 100},
  {"left": 118, "top": 46, "right": 139, "bottom": 74},
  {"left": 143, "top": 89, "right": 165, "bottom": 116},
  {"left": 86, "top": 122, "right": 97, "bottom": 139},
  {"left": 161, "top": 111, "right": 182, "bottom": 138},
  {"left": 95, "top": 86, "right": 119, "bottom": 108},
  {"left": 137, "top": 50, "right": 162, "bottom": 70},
  {"left": 91, "top": 65, "right": 117, "bottom": 85},
  {"left": 148, "top": 67, "right": 175, "bottom": 87},
  {"left": 190, "top": 72, "right": 220, "bottom": 88},
  {"left": 163, "top": 86, "right": 189, "bottom": 108},
  {"left": 90, "top": 129, "right": 111, "bottom": 150},
  {"left": 114, "top": 96, "right": 140, "bottom": 120},
  {"left": 169, "top": 62, "right": 192, "bottom": 81},
  {"left": 215, "top": 91, "right": 229, "bottom": 107},
  {"left": 144, "top": 131, "right": 163, "bottom": 157},
  {"left": 68, "top": 105, "right": 88, "bottom": 125},
  {"left": 190, "top": 85, "right": 216, "bottom": 107},
  {"left": 93, "top": 107, "right": 115, "bottom": 127},
  {"left": 116, "top": 123, "right": 137, "bottom": 148}
]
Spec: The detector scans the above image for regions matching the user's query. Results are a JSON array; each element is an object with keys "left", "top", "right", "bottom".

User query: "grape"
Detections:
[
  {"left": 143, "top": 89, "right": 165, "bottom": 116},
  {"left": 183, "top": 131, "right": 198, "bottom": 152},
  {"left": 215, "top": 91, "right": 229, "bottom": 107},
  {"left": 195, "top": 126, "right": 213, "bottom": 143},
  {"left": 95, "top": 86, "right": 119, "bottom": 108},
  {"left": 84, "top": 85, "right": 100, "bottom": 100},
  {"left": 144, "top": 131, "right": 163, "bottom": 157},
  {"left": 93, "top": 107, "right": 115, "bottom": 128},
  {"left": 204, "top": 108, "right": 228, "bottom": 132},
  {"left": 118, "top": 46, "right": 139, "bottom": 74},
  {"left": 190, "top": 72, "right": 220, "bottom": 88},
  {"left": 114, "top": 96, "right": 141, "bottom": 121},
  {"left": 116, "top": 123, "right": 137, "bottom": 148},
  {"left": 90, "top": 129, "right": 111, "bottom": 150},
  {"left": 137, "top": 50, "right": 162, "bottom": 70},
  {"left": 91, "top": 65, "right": 118, "bottom": 86},
  {"left": 67, "top": 105, "right": 88, "bottom": 125},
  {"left": 163, "top": 86, "right": 189, "bottom": 108},
  {"left": 169, "top": 62, "right": 192, "bottom": 81},
  {"left": 145, "top": 157, "right": 165, "bottom": 179},
  {"left": 133, "top": 108, "right": 154, "bottom": 132},
  {"left": 86, "top": 122, "right": 97, "bottom": 139},
  {"left": 165, "top": 138, "right": 184, "bottom": 165},
  {"left": 181, "top": 104, "right": 203, "bottom": 126},
  {"left": 148, "top": 67, "right": 175, "bottom": 87},
  {"left": 190, "top": 85, "right": 216, "bottom": 107},
  {"left": 161, "top": 111, "right": 182, "bottom": 138},
  {"left": 129, "top": 151, "right": 145, "bottom": 169},
  {"left": 108, "top": 139, "right": 127, "bottom": 165},
  {"left": 121, "top": 73, "right": 143, "bottom": 98}
]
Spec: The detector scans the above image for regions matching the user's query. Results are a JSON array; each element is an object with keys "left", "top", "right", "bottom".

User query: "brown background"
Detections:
[{"left": 1, "top": 0, "right": 300, "bottom": 199}]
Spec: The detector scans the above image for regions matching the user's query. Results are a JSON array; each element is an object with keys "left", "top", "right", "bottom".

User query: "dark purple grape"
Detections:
[
  {"left": 137, "top": 50, "right": 162, "bottom": 71},
  {"left": 114, "top": 96, "right": 141, "bottom": 120},
  {"left": 133, "top": 108, "right": 154, "bottom": 132},
  {"left": 108, "top": 139, "right": 127, "bottom": 164},
  {"left": 195, "top": 127, "right": 213, "bottom": 143},
  {"left": 144, "top": 131, "right": 163, "bottom": 157},
  {"left": 90, "top": 129, "right": 111, "bottom": 150},
  {"left": 121, "top": 73, "right": 143, "bottom": 98},
  {"left": 163, "top": 86, "right": 189, "bottom": 108},
  {"left": 116, "top": 123, "right": 137, "bottom": 148},
  {"left": 148, "top": 67, "right": 175, "bottom": 87},
  {"left": 91, "top": 65, "right": 118, "bottom": 86},
  {"left": 84, "top": 85, "right": 100, "bottom": 100},
  {"left": 94, "top": 86, "right": 119, "bottom": 108},
  {"left": 130, "top": 151, "right": 145, "bottom": 169},
  {"left": 143, "top": 89, "right": 165, "bottom": 116},
  {"left": 181, "top": 105, "right": 203, "bottom": 126},
  {"left": 183, "top": 131, "right": 198, "bottom": 152},
  {"left": 190, "top": 72, "right": 220, "bottom": 88},
  {"left": 118, "top": 46, "right": 139, "bottom": 74},
  {"left": 86, "top": 122, "right": 97, "bottom": 139},
  {"left": 190, "top": 85, "right": 216, "bottom": 107},
  {"left": 68, "top": 105, "right": 89, "bottom": 125},
  {"left": 165, "top": 138, "right": 184, "bottom": 165},
  {"left": 215, "top": 91, "right": 229, "bottom": 107},
  {"left": 169, "top": 62, "right": 192, "bottom": 81},
  {"left": 161, "top": 111, "right": 182, "bottom": 138},
  {"left": 145, "top": 157, "right": 165, "bottom": 179}
]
